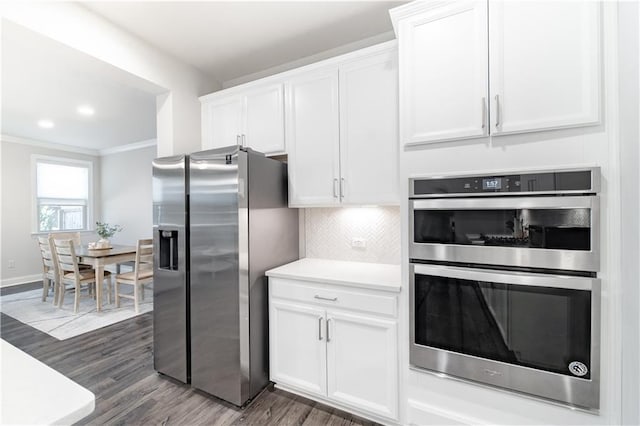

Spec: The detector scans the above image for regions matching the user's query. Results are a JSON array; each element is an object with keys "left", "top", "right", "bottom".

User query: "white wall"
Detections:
[
  {"left": 618, "top": 2, "right": 640, "bottom": 424},
  {"left": 0, "top": 2, "right": 219, "bottom": 156},
  {"left": 99, "top": 145, "right": 156, "bottom": 246},
  {"left": 303, "top": 207, "right": 400, "bottom": 264},
  {"left": 0, "top": 140, "right": 101, "bottom": 286}
]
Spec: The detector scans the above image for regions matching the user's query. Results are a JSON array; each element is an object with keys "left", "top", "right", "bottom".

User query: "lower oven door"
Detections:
[{"left": 410, "top": 263, "right": 601, "bottom": 410}]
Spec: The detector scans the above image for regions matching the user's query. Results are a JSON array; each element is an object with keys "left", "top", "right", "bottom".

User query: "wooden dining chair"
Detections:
[
  {"left": 37, "top": 237, "right": 59, "bottom": 304},
  {"left": 51, "top": 238, "right": 112, "bottom": 314},
  {"left": 115, "top": 239, "right": 153, "bottom": 313},
  {"left": 49, "top": 232, "right": 93, "bottom": 269}
]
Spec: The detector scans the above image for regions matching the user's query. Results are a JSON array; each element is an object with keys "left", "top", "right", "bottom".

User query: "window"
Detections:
[{"left": 33, "top": 157, "right": 93, "bottom": 233}]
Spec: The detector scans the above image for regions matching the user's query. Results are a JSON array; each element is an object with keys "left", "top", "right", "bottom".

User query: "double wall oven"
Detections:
[{"left": 409, "top": 168, "right": 601, "bottom": 410}]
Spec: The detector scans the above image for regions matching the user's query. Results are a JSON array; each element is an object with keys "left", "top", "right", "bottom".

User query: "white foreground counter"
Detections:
[{"left": 1, "top": 339, "right": 95, "bottom": 425}]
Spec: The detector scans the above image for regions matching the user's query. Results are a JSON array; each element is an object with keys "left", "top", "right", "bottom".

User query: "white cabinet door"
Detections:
[
  {"left": 326, "top": 311, "right": 398, "bottom": 419},
  {"left": 202, "top": 96, "right": 243, "bottom": 150},
  {"left": 244, "top": 83, "right": 285, "bottom": 155},
  {"left": 489, "top": 1, "right": 601, "bottom": 135},
  {"left": 269, "top": 301, "right": 327, "bottom": 396},
  {"left": 399, "top": 0, "right": 488, "bottom": 145},
  {"left": 286, "top": 68, "right": 340, "bottom": 207},
  {"left": 339, "top": 49, "right": 399, "bottom": 205}
]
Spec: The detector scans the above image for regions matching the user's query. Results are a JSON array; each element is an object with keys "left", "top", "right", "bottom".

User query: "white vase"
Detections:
[{"left": 97, "top": 238, "right": 110, "bottom": 249}]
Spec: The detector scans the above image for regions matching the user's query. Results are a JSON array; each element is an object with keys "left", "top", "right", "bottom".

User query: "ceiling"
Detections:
[
  {"left": 1, "top": 19, "right": 162, "bottom": 151},
  {"left": 2, "top": 2, "right": 401, "bottom": 151},
  {"left": 81, "top": 1, "right": 402, "bottom": 85}
]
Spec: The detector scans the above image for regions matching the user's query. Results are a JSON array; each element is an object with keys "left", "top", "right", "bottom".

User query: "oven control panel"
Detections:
[{"left": 411, "top": 168, "right": 598, "bottom": 197}]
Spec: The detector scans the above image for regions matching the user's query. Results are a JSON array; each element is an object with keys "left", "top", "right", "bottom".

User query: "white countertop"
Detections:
[
  {"left": 266, "top": 258, "right": 401, "bottom": 292},
  {"left": 1, "top": 339, "right": 95, "bottom": 425}
]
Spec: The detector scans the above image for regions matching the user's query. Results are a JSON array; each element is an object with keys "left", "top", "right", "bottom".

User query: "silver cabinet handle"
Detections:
[
  {"left": 242, "top": 134, "right": 246, "bottom": 147},
  {"left": 333, "top": 178, "right": 339, "bottom": 198},
  {"left": 481, "top": 97, "right": 487, "bottom": 130},
  {"left": 236, "top": 134, "right": 241, "bottom": 146},
  {"left": 318, "top": 317, "right": 323, "bottom": 340},
  {"left": 495, "top": 94, "right": 501, "bottom": 128},
  {"left": 340, "top": 178, "right": 345, "bottom": 200},
  {"left": 314, "top": 295, "right": 338, "bottom": 302},
  {"left": 326, "top": 318, "right": 332, "bottom": 342}
]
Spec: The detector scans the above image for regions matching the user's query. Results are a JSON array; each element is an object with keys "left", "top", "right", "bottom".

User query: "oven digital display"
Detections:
[{"left": 482, "top": 177, "right": 502, "bottom": 190}]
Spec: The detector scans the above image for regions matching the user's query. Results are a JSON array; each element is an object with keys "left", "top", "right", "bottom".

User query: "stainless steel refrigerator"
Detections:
[{"left": 152, "top": 146, "right": 299, "bottom": 406}]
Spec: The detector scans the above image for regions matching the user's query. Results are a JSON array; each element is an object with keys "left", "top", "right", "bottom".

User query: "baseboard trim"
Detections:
[
  {"left": 407, "top": 398, "right": 488, "bottom": 426},
  {"left": 1, "top": 274, "right": 42, "bottom": 288},
  {"left": 274, "top": 383, "right": 399, "bottom": 426}
]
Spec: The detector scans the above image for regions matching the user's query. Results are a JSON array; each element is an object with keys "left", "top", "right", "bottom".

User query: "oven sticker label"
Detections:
[{"left": 569, "top": 361, "right": 589, "bottom": 377}]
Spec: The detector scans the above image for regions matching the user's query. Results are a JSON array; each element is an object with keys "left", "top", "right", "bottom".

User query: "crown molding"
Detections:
[
  {"left": 1, "top": 134, "right": 99, "bottom": 156},
  {"left": 1, "top": 134, "right": 157, "bottom": 157},
  {"left": 99, "top": 139, "right": 157, "bottom": 156},
  {"left": 220, "top": 32, "right": 397, "bottom": 90}
]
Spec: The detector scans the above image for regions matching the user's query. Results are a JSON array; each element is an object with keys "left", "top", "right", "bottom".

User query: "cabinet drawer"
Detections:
[{"left": 270, "top": 278, "right": 397, "bottom": 317}]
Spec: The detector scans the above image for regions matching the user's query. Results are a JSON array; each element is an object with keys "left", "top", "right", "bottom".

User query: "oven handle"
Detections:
[
  {"left": 410, "top": 263, "right": 597, "bottom": 291},
  {"left": 411, "top": 195, "right": 596, "bottom": 210}
]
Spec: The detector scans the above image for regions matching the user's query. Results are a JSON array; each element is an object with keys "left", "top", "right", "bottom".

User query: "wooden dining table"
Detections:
[{"left": 76, "top": 244, "right": 137, "bottom": 312}]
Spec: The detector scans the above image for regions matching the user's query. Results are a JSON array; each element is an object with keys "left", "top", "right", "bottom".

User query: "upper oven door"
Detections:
[{"left": 409, "top": 195, "right": 599, "bottom": 271}]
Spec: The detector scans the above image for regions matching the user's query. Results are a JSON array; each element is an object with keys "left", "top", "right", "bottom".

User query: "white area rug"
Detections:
[{"left": 0, "top": 286, "right": 153, "bottom": 340}]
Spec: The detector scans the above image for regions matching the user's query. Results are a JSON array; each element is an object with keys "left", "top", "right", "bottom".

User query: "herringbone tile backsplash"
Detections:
[{"left": 303, "top": 206, "right": 400, "bottom": 264}]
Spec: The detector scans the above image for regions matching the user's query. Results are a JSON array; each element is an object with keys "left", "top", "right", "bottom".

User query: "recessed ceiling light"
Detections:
[
  {"left": 77, "top": 105, "right": 95, "bottom": 116},
  {"left": 37, "top": 119, "right": 54, "bottom": 129}
]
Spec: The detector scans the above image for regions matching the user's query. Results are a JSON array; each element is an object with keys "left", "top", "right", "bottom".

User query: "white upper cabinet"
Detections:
[
  {"left": 398, "top": 1, "right": 489, "bottom": 145},
  {"left": 489, "top": 1, "right": 601, "bottom": 135},
  {"left": 201, "top": 41, "right": 399, "bottom": 207},
  {"left": 201, "top": 83, "right": 285, "bottom": 155},
  {"left": 285, "top": 67, "right": 341, "bottom": 207},
  {"left": 202, "top": 95, "right": 243, "bottom": 149},
  {"left": 339, "top": 49, "right": 399, "bottom": 205},
  {"left": 391, "top": 0, "right": 602, "bottom": 145},
  {"left": 243, "top": 83, "right": 286, "bottom": 153}
]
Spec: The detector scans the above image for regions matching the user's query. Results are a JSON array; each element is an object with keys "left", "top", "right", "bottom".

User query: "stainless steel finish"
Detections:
[
  {"left": 152, "top": 155, "right": 189, "bottom": 384},
  {"left": 495, "top": 94, "right": 501, "bottom": 128},
  {"left": 481, "top": 97, "right": 486, "bottom": 130},
  {"left": 189, "top": 146, "right": 299, "bottom": 406},
  {"left": 409, "top": 263, "right": 601, "bottom": 410},
  {"left": 340, "top": 178, "right": 345, "bottom": 200},
  {"left": 412, "top": 195, "right": 595, "bottom": 210},
  {"left": 326, "top": 318, "right": 332, "bottom": 342},
  {"left": 314, "top": 295, "right": 338, "bottom": 302},
  {"left": 409, "top": 195, "right": 600, "bottom": 272},
  {"left": 318, "top": 317, "right": 323, "bottom": 340},
  {"left": 409, "top": 167, "right": 601, "bottom": 198},
  {"left": 412, "top": 263, "right": 596, "bottom": 291}
]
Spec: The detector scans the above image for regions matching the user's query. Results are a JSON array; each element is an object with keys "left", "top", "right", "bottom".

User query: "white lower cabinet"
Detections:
[
  {"left": 269, "top": 278, "right": 399, "bottom": 423},
  {"left": 270, "top": 301, "right": 327, "bottom": 395},
  {"left": 326, "top": 311, "right": 398, "bottom": 419}
]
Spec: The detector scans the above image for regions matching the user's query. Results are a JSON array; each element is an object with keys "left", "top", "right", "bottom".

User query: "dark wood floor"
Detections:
[{"left": 0, "top": 307, "right": 377, "bottom": 426}]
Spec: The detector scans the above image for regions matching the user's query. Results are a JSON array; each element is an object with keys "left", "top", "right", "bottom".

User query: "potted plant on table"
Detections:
[{"left": 95, "top": 222, "right": 123, "bottom": 248}]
